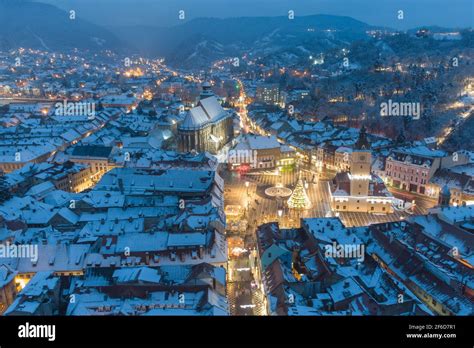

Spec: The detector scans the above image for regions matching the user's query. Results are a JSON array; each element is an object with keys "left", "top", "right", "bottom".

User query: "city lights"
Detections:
[{"left": 0, "top": 1, "right": 471, "bottom": 345}]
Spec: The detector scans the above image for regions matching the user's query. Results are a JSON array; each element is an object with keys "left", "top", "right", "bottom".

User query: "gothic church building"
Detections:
[{"left": 178, "top": 83, "right": 234, "bottom": 154}]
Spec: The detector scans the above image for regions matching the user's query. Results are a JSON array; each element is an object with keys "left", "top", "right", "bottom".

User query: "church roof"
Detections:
[
  {"left": 182, "top": 106, "right": 210, "bottom": 129},
  {"left": 200, "top": 97, "right": 226, "bottom": 119},
  {"left": 179, "top": 96, "right": 228, "bottom": 130}
]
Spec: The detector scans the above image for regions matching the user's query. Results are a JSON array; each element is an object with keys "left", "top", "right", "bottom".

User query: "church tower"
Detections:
[
  {"left": 200, "top": 81, "right": 214, "bottom": 100},
  {"left": 350, "top": 126, "right": 371, "bottom": 197}
]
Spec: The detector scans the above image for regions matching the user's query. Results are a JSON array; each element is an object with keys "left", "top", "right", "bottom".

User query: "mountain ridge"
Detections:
[{"left": 0, "top": 0, "right": 126, "bottom": 52}]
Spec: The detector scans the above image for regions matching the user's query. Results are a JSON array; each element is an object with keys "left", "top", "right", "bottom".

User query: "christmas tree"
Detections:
[{"left": 287, "top": 177, "right": 311, "bottom": 210}]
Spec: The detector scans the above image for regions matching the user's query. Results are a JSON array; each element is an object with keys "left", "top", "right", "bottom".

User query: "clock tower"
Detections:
[{"left": 350, "top": 126, "right": 371, "bottom": 197}]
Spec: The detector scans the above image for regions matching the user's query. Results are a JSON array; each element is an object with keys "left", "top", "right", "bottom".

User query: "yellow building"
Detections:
[
  {"left": 0, "top": 265, "right": 17, "bottom": 314},
  {"left": 331, "top": 127, "right": 394, "bottom": 214}
]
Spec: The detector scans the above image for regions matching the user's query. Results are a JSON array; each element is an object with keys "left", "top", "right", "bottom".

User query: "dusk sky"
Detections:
[{"left": 41, "top": 0, "right": 473, "bottom": 29}]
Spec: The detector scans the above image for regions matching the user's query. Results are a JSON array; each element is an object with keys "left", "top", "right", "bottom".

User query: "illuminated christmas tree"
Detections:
[{"left": 287, "top": 177, "right": 312, "bottom": 210}]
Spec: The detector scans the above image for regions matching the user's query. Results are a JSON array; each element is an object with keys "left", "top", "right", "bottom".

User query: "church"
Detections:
[
  {"left": 330, "top": 126, "right": 395, "bottom": 214},
  {"left": 177, "top": 82, "right": 234, "bottom": 154}
]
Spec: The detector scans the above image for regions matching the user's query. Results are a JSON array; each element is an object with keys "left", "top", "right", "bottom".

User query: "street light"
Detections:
[{"left": 278, "top": 209, "right": 283, "bottom": 218}]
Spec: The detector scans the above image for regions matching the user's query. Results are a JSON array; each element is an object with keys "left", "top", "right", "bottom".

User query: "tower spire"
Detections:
[
  {"left": 200, "top": 81, "right": 213, "bottom": 100},
  {"left": 355, "top": 125, "right": 370, "bottom": 150}
]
